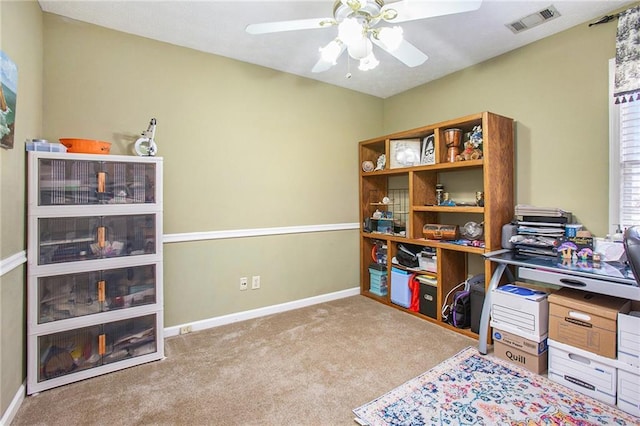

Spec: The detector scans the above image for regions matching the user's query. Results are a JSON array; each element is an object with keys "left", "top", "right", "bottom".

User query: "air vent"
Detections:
[{"left": 506, "top": 5, "right": 561, "bottom": 34}]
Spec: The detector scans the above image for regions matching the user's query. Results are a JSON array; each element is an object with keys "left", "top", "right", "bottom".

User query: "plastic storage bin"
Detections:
[
  {"left": 368, "top": 264, "right": 387, "bottom": 297},
  {"left": 25, "top": 140, "right": 67, "bottom": 153},
  {"left": 418, "top": 252, "right": 437, "bottom": 272},
  {"left": 391, "top": 267, "right": 411, "bottom": 308}
]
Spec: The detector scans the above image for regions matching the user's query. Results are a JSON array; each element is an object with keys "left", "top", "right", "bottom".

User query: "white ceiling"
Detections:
[{"left": 38, "top": 0, "right": 633, "bottom": 98}]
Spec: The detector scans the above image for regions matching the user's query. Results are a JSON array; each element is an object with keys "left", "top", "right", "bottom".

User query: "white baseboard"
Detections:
[
  {"left": 1, "top": 289, "right": 360, "bottom": 421},
  {"left": 0, "top": 381, "right": 25, "bottom": 426},
  {"left": 164, "top": 287, "right": 360, "bottom": 337}
]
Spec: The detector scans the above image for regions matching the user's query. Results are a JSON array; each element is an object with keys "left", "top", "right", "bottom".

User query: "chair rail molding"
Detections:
[
  {"left": 0, "top": 250, "right": 27, "bottom": 277},
  {"left": 163, "top": 222, "right": 359, "bottom": 244}
]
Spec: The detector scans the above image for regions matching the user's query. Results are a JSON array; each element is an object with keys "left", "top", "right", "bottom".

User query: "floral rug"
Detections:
[{"left": 353, "top": 346, "right": 639, "bottom": 426}]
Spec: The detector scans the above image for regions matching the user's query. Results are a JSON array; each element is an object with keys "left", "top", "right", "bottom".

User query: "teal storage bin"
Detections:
[
  {"left": 368, "top": 266, "right": 387, "bottom": 296},
  {"left": 391, "top": 267, "right": 411, "bottom": 308}
]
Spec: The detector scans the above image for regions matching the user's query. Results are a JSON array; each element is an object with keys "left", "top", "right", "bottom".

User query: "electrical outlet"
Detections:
[
  {"left": 240, "top": 277, "right": 248, "bottom": 291},
  {"left": 251, "top": 275, "right": 261, "bottom": 289},
  {"left": 179, "top": 325, "right": 192, "bottom": 335}
]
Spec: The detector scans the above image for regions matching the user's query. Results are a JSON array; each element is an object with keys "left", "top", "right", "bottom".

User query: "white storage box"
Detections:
[
  {"left": 418, "top": 253, "right": 436, "bottom": 272},
  {"left": 617, "top": 368, "right": 640, "bottom": 417},
  {"left": 618, "top": 300, "right": 640, "bottom": 368},
  {"left": 548, "top": 343, "right": 617, "bottom": 405},
  {"left": 25, "top": 140, "right": 67, "bottom": 152},
  {"left": 490, "top": 284, "right": 549, "bottom": 342}
]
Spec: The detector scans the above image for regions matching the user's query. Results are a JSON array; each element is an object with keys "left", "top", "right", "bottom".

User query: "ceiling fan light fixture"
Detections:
[
  {"left": 319, "top": 39, "right": 344, "bottom": 64},
  {"left": 376, "top": 26, "right": 403, "bottom": 51},
  {"left": 359, "top": 51, "right": 379, "bottom": 71},
  {"left": 347, "top": 37, "right": 372, "bottom": 60},
  {"left": 250, "top": 0, "right": 454, "bottom": 74},
  {"left": 338, "top": 18, "right": 365, "bottom": 46}
]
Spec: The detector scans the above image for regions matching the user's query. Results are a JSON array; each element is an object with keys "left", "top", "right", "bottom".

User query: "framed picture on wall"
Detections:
[{"left": 0, "top": 51, "right": 18, "bottom": 150}]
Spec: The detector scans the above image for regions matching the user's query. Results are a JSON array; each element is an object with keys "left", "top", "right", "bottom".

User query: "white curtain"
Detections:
[{"left": 614, "top": 5, "right": 640, "bottom": 104}]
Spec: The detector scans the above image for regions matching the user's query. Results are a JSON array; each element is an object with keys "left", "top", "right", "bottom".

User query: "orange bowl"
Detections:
[{"left": 60, "top": 138, "right": 111, "bottom": 154}]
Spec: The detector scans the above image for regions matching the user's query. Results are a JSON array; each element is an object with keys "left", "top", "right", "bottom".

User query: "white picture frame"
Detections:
[{"left": 390, "top": 139, "right": 421, "bottom": 169}]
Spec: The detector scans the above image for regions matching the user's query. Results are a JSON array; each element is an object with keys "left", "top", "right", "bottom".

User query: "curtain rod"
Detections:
[{"left": 588, "top": 13, "right": 621, "bottom": 27}]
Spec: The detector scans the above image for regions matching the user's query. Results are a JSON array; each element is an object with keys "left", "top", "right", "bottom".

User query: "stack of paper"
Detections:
[
  {"left": 511, "top": 205, "right": 574, "bottom": 257},
  {"left": 517, "top": 225, "right": 565, "bottom": 237},
  {"left": 515, "top": 204, "right": 572, "bottom": 222}
]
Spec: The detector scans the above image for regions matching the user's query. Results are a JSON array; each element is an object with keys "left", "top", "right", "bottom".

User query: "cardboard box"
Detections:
[
  {"left": 617, "top": 368, "right": 640, "bottom": 417},
  {"left": 548, "top": 287, "right": 630, "bottom": 359},
  {"left": 493, "top": 340, "right": 548, "bottom": 374},
  {"left": 490, "top": 284, "right": 550, "bottom": 342},
  {"left": 618, "top": 300, "right": 640, "bottom": 367},
  {"left": 548, "top": 345, "right": 617, "bottom": 405},
  {"left": 492, "top": 328, "right": 548, "bottom": 356}
]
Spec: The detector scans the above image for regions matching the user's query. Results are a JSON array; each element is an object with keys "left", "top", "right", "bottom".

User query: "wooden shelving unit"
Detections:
[{"left": 359, "top": 111, "right": 514, "bottom": 339}]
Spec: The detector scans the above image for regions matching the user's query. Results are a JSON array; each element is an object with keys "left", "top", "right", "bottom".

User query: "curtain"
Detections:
[{"left": 614, "top": 5, "right": 640, "bottom": 103}]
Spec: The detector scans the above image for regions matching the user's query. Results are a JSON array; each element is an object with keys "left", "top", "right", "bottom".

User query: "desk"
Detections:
[{"left": 478, "top": 249, "right": 640, "bottom": 355}]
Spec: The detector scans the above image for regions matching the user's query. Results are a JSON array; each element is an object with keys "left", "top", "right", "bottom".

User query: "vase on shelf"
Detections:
[{"left": 444, "top": 128, "right": 462, "bottom": 163}]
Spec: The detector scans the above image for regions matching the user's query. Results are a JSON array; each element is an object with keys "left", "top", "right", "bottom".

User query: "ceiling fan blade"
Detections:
[
  {"left": 382, "top": 0, "right": 482, "bottom": 23},
  {"left": 371, "top": 37, "right": 428, "bottom": 67},
  {"left": 312, "top": 45, "right": 347, "bottom": 73},
  {"left": 246, "top": 18, "right": 334, "bottom": 35}
]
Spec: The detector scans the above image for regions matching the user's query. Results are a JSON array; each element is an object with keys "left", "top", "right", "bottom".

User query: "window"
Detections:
[{"left": 609, "top": 59, "right": 640, "bottom": 235}]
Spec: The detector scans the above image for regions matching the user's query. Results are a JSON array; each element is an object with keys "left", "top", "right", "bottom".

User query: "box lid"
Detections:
[
  {"left": 391, "top": 267, "right": 410, "bottom": 275},
  {"left": 415, "top": 275, "right": 437, "bottom": 287},
  {"left": 548, "top": 287, "right": 630, "bottom": 320},
  {"left": 493, "top": 284, "right": 548, "bottom": 302},
  {"left": 369, "top": 263, "right": 386, "bottom": 271}
]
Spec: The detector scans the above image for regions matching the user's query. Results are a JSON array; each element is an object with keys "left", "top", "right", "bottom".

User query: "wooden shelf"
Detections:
[
  {"left": 361, "top": 292, "right": 480, "bottom": 339},
  {"left": 358, "top": 111, "right": 514, "bottom": 341},
  {"left": 413, "top": 205, "right": 484, "bottom": 214},
  {"left": 361, "top": 159, "right": 483, "bottom": 177}
]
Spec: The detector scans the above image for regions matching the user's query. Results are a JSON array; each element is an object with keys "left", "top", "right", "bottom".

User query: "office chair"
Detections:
[{"left": 623, "top": 226, "right": 640, "bottom": 282}]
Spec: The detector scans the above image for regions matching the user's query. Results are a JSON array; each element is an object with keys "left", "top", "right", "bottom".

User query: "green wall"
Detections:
[
  {"left": 0, "top": 0, "right": 42, "bottom": 416},
  {"left": 41, "top": 14, "right": 383, "bottom": 327},
  {"left": 383, "top": 6, "right": 634, "bottom": 237},
  {"left": 1, "top": 1, "right": 634, "bottom": 420}
]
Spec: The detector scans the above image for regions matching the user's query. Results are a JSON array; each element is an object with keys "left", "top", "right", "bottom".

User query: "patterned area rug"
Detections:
[{"left": 353, "top": 346, "right": 639, "bottom": 425}]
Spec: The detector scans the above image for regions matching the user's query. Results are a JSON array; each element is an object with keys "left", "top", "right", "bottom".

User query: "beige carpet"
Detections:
[{"left": 12, "top": 295, "right": 475, "bottom": 425}]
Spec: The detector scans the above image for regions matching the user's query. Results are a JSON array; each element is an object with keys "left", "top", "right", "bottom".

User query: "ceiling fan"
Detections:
[{"left": 246, "top": 0, "right": 482, "bottom": 73}]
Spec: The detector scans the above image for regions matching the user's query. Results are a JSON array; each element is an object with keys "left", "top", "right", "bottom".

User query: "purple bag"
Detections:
[{"left": 451, "top": 290, "right": 471, "bottom": 328}]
